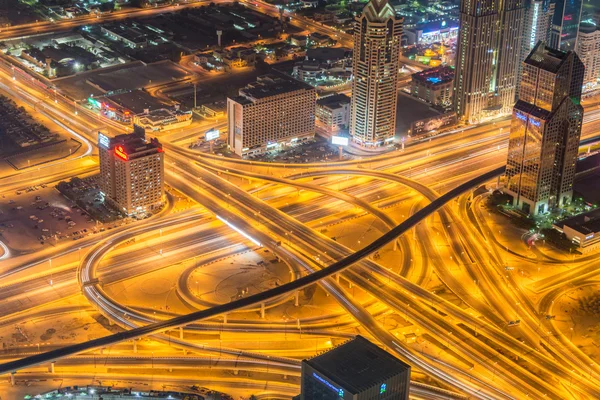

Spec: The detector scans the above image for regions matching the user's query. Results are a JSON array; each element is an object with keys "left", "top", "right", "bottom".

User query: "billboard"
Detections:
[
  {"left": 115, "top": 145, "right": 128, "bottom": 161},
  {"left": 205, "top": 129, "right": 220, "bottom": 141},
  {"left": 98, "top": 132, "right": 110, "bottom": 149},
  {"left": 410, "top": 112, "right": 457, "bottom": 135},
  {"left": 332, "top": 136, "right": 349, "bottom": 146}
]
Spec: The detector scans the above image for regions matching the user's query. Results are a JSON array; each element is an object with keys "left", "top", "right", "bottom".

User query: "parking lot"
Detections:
[{"left": 0, "top": 186, "right": 125, "bottom": 253}]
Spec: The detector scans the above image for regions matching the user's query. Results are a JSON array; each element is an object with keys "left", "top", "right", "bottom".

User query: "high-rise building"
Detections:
[
  {"left": 505, "top": 42, "right": 584, "bottom": 215},
  {"left": 454, "top": 0, "right": 525, "bottom": 123},
  {"left": 517, "top": 0, "right": 554, "bottom": 97},
  {"left": 227, "top": 73, "right": 315, "bottom": 158},
  {"left": 349, "top": 0, "right": 402, "bottom": 146},
  {"left": 98, "top": 128, "right": 164, "bottom": 216},
  {"left": 577, "top": 22, "right": 600, "bottom": 92},
  {"left": 550, "top": 0, "right": 583, "bottom": 52},
  {"left": 298, "top": 336, "right": 411, "bottom": 400}
]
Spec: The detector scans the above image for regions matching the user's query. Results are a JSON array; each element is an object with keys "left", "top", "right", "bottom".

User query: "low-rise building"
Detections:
[
  {"left": 553, "top": 209, "right": 600, "bottom": 253},
  {"left": 316, "top": 94, "right": 350, "bottom": 130},
  {"left": 101, "top": 23, "right": 149, "bottom": 49},
  {"left": 227, "top": 73, "right": 316, "bottom": 157},
  {"left": 215, "top": 47, "right": 257, "bottom": 68},
  {"left": 310, "top": 32, "right": 333, "bottom": 46},
  {"left": 411, "top": 66, "right": 454, "bottom": 107},
  {"left": 289, "top": 34, "right": 308, "bottom": 47},
  {"left": 293, "top": 47, "right": 352, "bottom": 86},
  {"left": 133, "top": 108, "right": 193, "bottom": 132},
  {"left": 89, "top": 90, "right": 191, "bottom": 131}
]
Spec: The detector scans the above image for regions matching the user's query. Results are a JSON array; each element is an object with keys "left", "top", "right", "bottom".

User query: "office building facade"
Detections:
[
  {"left": 505, "top": 42, "right": 584, "bottom": 215},
  {"left": 454, "top": 0, "right": 525, "bottom": 123},
  {"left": 98, "top": 129, "right": 164, "bottom": 216},
  {"left": 316, "top": 94, "right": 351, "bottom": 130},
  {"left": 550, "top": 0, "right": 583, "bottom": 52},
  {"left": 227, "top": 74, "right": 316, "bottom": 158},
  {"left": 299, "top": 336, "right": 410, "bottom": 400},
  {"left": 577, "top": 22, "right": 600, "bottom": 92},
  {"left": 350, "top": 0, "right": 402, "bottom": 146}
]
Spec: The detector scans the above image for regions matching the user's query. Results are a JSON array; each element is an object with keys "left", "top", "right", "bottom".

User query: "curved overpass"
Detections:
[{"left": 0, "top": 166, "right": 504, "bottom": 377}]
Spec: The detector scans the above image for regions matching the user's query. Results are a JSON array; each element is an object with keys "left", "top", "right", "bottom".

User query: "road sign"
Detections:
[{"left": 205, "top": 129, "right": 220, "bottom": 141}]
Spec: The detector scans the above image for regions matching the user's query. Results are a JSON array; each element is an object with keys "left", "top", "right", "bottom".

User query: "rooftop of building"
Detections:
[
  {"left": 524, "top": 41, "right": 569, "bottom": 74},
  {"left": 554, "top": 207, "right": 600, "bottom": 235},
  {"left": 317, "top": 93, "right": 350, "bottom": 109},
  {"left": 137, "top": 108, "right": 191, "bottom": 123},
  {"left": 116, "top": 135, "right": 163, "bottom": 159},
  {"left": 579, "top": 21, "right": 599, "bottom": 34},
  {"left": 412, "top": 65, "right": 454, "bottom": 85},
  {"left": 304, "top": 335, "right": 410, "bottom": 394},
  {"left": 103, "top": 90, "right": 170, "bottom": 115},
  {"left": 415, "top": 18, "right": 459, "bottom": 33},
  {"left": 363, "top": 0, "right": 397, "bottom": 22},
  {"left": 513, "top": 100, "right": 552, "bottom": 120},
  {"left": 306, "top": 47, "right": 350, "bottom": 62},
  {"left": 235, "top": 73, "right": 313, "bottom": 102}
]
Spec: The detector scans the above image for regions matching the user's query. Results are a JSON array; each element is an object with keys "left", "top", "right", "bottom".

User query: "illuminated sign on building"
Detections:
[
  {"left": 115, "top": 145, "right": 128, "bottom": 160},
  {"left": 516, "top": 112, "right": 541, "bottom": 127},
  {"left": 380, "top": 383, "right": 387, "bottom": 394},
  {"left": 312, "top": 373, "right": 344, "bottom": 397},
  {"left": 98, "top": 133, "right": 110, "bottom": 149}
]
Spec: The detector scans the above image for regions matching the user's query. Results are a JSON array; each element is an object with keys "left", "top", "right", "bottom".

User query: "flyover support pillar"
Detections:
[
  {"left": 10, "top": 372, "right": 15, "bottom": 386},
  {"left": 50, "top": 362, "right": 55, "bottom": 374},
  {"left": 336, "top": 274, "right": 340, "bottom": 283},
  {"left": 260, "top": 303, "right": 265, "bottom": 319},
  {"left": 179, "top": 326, "right": 184, "bottom": 339},
  {"left": 223, "top": 314, "right": 227, "bottom": 324},
  {"left": 294, "top": 291, "right": 299, "bottom": 307},
  {"left": 133, "top": 340, "right": 137, "bottom": 353}
]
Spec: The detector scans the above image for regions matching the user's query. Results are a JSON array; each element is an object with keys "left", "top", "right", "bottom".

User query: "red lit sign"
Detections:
[
  {"left": 115, "top": 145, "right": 128, "bottom": 160},
  {"left": 564, "top": 15, "right": 572, "bottom": 21}
]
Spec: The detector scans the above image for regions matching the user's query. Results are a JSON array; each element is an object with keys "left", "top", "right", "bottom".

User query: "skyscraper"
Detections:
[
  {"left": 521, "top": 0, "right": 555, "bottom": 67},
  {"left": 517, "top": 0, "right": 554, "bottom": 97},
  {"left": 350, "top": 0, "right": 402, "bottom": 146},
  {"left": 550, "top": 0, "right": 583, "bottom": 52},
  {"left": 576, "top": 22, "right": 600, "bottom": 92},
  {"left": 454, "top": 0, "right": 525, "bottom": 123},
  {"left": 505, "top": 42, "right": 584, "bottom": 215},
  {"left": 98, "top": 129, "right": 165, "bottom": 216}
]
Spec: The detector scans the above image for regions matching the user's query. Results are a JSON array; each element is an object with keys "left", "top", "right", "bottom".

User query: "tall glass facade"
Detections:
[{"left": 552, "top": 0, "right": 583, "bottom": 51}]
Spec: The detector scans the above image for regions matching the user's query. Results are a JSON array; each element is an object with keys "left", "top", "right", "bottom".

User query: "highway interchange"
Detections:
[{"left": 1, "top": 2, "right": 600, "bottom": 399}]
